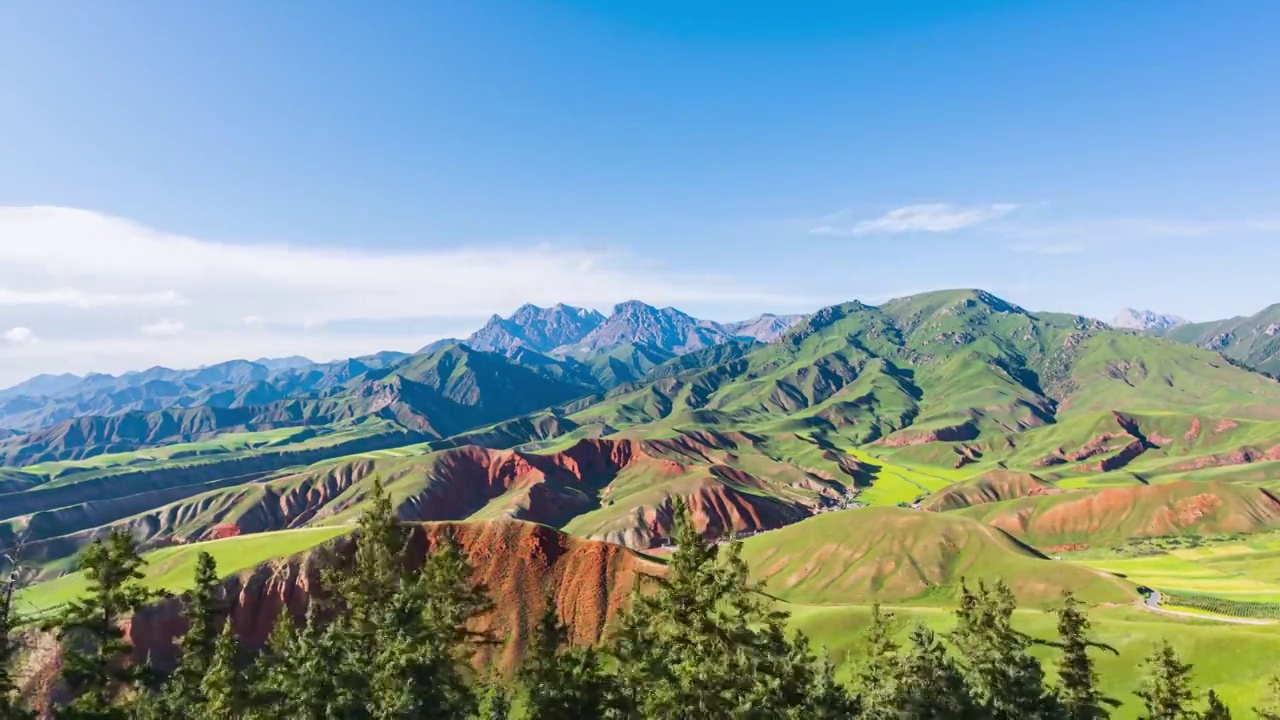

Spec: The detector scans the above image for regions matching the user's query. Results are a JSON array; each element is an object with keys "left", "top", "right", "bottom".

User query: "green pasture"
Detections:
[
  {"left": 1074, "top": 539, "right": 1280, "bottom": 603},
  {"left": 16, "top": 526, "right": 349, "bottom": 616},
  {"left": 785, "top": 602, "right": 1280, "bottom": 719},
  {"left": 841, "top": 448, "right": 964, "bottom": 506}
]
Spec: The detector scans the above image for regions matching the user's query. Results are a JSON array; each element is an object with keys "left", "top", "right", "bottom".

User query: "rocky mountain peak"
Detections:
[
  {"left": 464, "top": 303, "right": 604, "bottom": 354},
  {"left": 1111, "top": 308, "right": 1189, "bottom": 331}
]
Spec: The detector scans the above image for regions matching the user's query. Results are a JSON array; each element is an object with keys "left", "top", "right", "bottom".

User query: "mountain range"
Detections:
[
  {"left": 422, "top": 301, "right": 802, "bottom": 356},
  {"left": 0, "top": 302, "right": 802, "bottom": 435},
  {"left": 11, "top": 290, "right": 1280, "bottom": 714},
  {"left": 6, "top": 287, "right": 1280, "bottom": 560}
]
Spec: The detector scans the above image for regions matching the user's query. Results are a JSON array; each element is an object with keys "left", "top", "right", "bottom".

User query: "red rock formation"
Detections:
[
  {"left": 977, "top": 482, "right": 1280, "bottom": 547},
  {"left": 122, "top": 520, "right": 662, "bottom": 673},
  {"left": 203, "top": 523, "right": 242, "bottom": 540},
  {"left": 1168, "top": 445, "right": 1280, "bottom": 471},
  {"left": 1184, "top": 418, "right": 1202, "bottom": 441}
]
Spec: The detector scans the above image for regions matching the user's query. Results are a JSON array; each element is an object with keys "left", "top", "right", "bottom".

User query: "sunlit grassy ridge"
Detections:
[
  {"left": 740, "top": 506, "right": 1134, "bottom": 606},
  {"left": 16, "top": 526, "right": 349, "bottom": 614}
]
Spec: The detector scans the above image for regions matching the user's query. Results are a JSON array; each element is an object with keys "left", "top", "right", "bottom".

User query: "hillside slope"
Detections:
[
  {"left": 1151, "top": 303, "right": 1280, "bottom": 377},
  {"left": 568, "top": 290, "right": 1280, "bottom": 459},
  {"left": 739, "top": 506, "right": 1134, "bottom": 605},
  {"left": 0, "top": 344, "right": 596, "bottom": 466}
]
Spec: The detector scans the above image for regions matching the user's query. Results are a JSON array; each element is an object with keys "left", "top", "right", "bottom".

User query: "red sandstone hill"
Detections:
[
  {"left": 174, "top": 434, "right": 840, "bottom": 550},
  {"left": 22, "top": 520, "right": 663, "bottom": 712},
  {"left": 128, "top": 520, "right": 661, "bottom": 669},
  {"left": 922, "top": 470, "right": 1061, "bottom": 512},
  {"left": 956, "top": 480, "right": 1280, "bottom": 549}
]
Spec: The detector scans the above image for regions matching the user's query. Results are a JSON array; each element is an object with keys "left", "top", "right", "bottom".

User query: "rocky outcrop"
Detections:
[
  {"left": 1169, "top": 445, "right": 1280, "bottom": 471},
  {"left": 1110, "top": 309, "right": 1188, "bottom": 331}
]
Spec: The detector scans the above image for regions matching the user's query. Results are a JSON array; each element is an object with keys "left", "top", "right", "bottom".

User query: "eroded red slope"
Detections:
[{"left": 125, "top": 520, "right": 663, "bottom": 672}]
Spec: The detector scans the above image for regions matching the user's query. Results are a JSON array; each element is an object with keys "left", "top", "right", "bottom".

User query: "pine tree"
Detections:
[
  {"left": 195, "top": 623, "right": 248, "bottom": 720},
  {"left": 1255, "top": 675, "right": 1280, "bottom": 720},
  {"left": 164, "top": 552, "right": 225, "bottom": 712},
  {"left": 852, "top": 602, "right": 900, "bottom": 717},
  {"left": 329, "top": 478, "right": 407, "bottom": 633},
  {"left": 951, "top": 579, "right": 1057, "bottom": 720},
  {"left": 1201, "top": 690, "right": 1231, "bottom": 720},
  {"left": 473, "top": 677, "right": 512, "bottom": 720},
  {"left": 253, "top": 607, "right": 358, "bottom": 719},
  {"left": 365, "top": 535, "right": 490, "bottom": 718},
  {"left": 519, "top": 596, "right": 616, "bottom": 719},
  {"left": 246, "top": 611, "right": 297, "bottom": 719},
  {"left": 889, "top": 624, "right": 975, "bottom": 720},
  {"left": 608, "top": 497, "right": 836, "bottom": 719},
  {"left": 1055, "top": 591, "right": 1109, "bottom": 720},
  {"left": 798, "top": 640, "right": 860, "bottom": 719},
  {"left": 0, "top": 549, "right": 31, "bottom": 719},
  {"left": 1136, "top": 641, "right": 1197, "bottom": 720},
  {"left": 48, "top": 530, "right": 157, "bottom": 718}
]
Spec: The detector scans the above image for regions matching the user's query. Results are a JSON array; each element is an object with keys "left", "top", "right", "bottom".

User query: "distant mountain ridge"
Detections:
[
  {"left": 0, "top": 299, "right": 802, "bottom": 436},
  {"left": 424, "top": 301, "right": 803, "bottom": 357},
  {"left": 558, "top": 301, "right": 733, "bottom": 356},
  {"left": 1149, "top": 302, "right": 1280, "bottom": 377},
  {"left": 0, "top": 343, "right": 596, "bottom": 465},
  {"left": 1110, "top": 308, "right": 1188, "bottom": 331},
  {"left": 722, "top": 313, "right": 805, "bottom": 343},
  {"left": 0, "top": 352, "right": 410, "bottom": 431}
]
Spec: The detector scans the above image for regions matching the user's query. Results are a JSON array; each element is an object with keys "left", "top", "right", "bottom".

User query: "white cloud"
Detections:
[
  {"left": 140, "top": 319, "right": 185, "bottom": 337},
  {"left": 3, "top": 327, "right": 37, "bottom": 345},
  {"left": 0, "top": 206, "right": 785, "bottom": 323},
  {"left": 0, "top": 288, "right": 184, "bottom": 308},
  {"left": 0, "top": 206, "right": 804, "bottom": 384},
  {"left": 811, "top": 203, "right": 1018, "bottom": 237}
]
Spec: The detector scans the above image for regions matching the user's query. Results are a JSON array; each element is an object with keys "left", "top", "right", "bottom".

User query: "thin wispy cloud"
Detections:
[
  {"left": 810, "top": 203, "right": 1018, "bottom": 237},
  {"left": 140, "top": 319, "right": 185, "bottom": 337},
  {"left": 0, "top": 288, "right": 184, "bottom": 308}
]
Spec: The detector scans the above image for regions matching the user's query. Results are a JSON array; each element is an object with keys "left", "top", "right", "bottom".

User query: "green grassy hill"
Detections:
[
  {"left": 9, "top": 289, "right": 1280, "bottom": 572},
  {"left": 1151, "top": 303, "right": 1280, "bottom": 377},
  {"left": 15, "top": 526, "right": 349, "bottom": 616},
  {"left": 740, "top": 506, "right": 1134, "bottom": 605}
]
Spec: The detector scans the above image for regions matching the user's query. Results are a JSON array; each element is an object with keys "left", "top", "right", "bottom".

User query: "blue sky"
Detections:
[{"left": 1, "top": 1, "right": 1278, "bottom": 383}]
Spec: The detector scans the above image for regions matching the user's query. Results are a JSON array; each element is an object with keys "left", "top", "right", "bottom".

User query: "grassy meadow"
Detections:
[{"left": 15, "top": 526, "right": 349, "bottom": 617}]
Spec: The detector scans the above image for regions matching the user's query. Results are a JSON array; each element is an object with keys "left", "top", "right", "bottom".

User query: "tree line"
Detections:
[{"left": 1, "top": 481, "right": 1278, "bottom": 719}]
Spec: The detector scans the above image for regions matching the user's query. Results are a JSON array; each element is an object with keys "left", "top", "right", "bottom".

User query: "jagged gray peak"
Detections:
[
  {"left": 1110, "top": 308, "right": 1188, "bottom": 331},
  {"left": 464, "top": 303, "right": 606, "bottom": 354},
  {"left": 723, "top": 313, "right": 806, "bottom": 342},
  {"left": 559, "top": 300, "right": 734, "bottom": 356}
]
